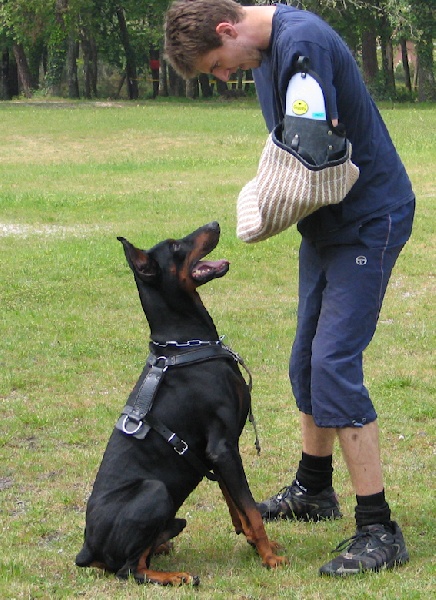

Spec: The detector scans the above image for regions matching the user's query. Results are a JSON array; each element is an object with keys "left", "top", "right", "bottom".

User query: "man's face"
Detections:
[{"left": 195, "top": 33, "right": 262, "bottom": 81}]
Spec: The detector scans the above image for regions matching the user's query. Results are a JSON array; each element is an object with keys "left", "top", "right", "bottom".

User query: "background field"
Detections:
[{"left": 0, "top": 98, "right": 435, "bottom": 599}]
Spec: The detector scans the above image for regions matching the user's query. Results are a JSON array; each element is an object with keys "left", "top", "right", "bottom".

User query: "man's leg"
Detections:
[
  {"left": 300, "top": 413, "right": 335, "bottom": 457},
  {"left": 257, "top": 240, "right": 342, "bottom": 522},
  {"left": 336, "top": 420, "right": 383, "bottom": 496},
  {"left": 315, "top": 203, "right": 414, "bottom": 575}
]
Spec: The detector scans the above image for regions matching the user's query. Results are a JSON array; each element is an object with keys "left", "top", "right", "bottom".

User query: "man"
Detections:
[{"left": 164, "top": 0, "right": 415, "bottom": 576}]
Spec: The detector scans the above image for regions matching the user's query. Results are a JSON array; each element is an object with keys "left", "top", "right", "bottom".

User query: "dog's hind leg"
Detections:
[
  {"left": 153, "top": 517, "right": 186, "bottom": 556},
  {"left": 112, "top": 484, "right": 198, "bottom": 586},
  {"left": 132, "top": 518, "right": 200, "bottom": 586}
]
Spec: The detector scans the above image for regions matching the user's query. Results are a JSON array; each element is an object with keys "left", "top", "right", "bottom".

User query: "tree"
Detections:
[
  {"left": 407, "top": 0, "right": 436, "bottom": 101},
  {"left": 0, "top": 0, "right": 433, "bottom": 101},
  {"left": 0, "top": 0, "right": 51, "bottom": 97},
  {"left": 115, "top": 5, "right": 138, "bottom": 99},
  {"left": 45, "top": 0, "right": 68, "bottom": 96},
  {"left": 12, "top": 41, "right": 32, "bottom": 97}
]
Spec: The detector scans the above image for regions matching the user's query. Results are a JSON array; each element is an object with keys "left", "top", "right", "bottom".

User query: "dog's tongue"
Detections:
[{"left": 192, "top": 260, "right": 229, "bottom": 281}]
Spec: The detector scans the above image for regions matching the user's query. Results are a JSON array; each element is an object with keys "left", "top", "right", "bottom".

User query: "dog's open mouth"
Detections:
[{"left": 191, "top": 259, "right": 229, "bottom": 283}]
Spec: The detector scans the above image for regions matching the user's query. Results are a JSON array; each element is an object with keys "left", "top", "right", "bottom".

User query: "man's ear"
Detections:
[{"left": 216, "top": 22, "right": 237, "bottom": 38}]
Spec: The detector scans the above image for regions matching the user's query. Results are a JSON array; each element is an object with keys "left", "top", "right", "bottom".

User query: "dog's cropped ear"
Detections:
[{"left": 117, "top": 237, "right": 159, "bottom": 282}]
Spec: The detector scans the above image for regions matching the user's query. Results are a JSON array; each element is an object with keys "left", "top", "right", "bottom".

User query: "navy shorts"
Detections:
[{"left": 289, "top": 199, "right": 415, "bottom": 428}]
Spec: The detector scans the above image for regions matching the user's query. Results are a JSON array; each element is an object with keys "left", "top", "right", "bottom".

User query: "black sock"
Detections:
[
  {"left": 355, "top": 489, "right": 392, "bottom": 528},
  {"left": 295, "top": 452, "right": 333, "bottom": 495}
]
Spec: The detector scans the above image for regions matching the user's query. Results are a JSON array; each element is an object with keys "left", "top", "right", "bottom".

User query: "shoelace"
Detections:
[
  {"left": 274, "top": 486, "right": 291, "bottom": 502},
  {"left": 332, "top": 530, "right": 377, "bottom": 554}
]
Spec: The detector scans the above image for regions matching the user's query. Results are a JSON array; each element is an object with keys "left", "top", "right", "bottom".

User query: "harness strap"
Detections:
[
  {"left": 115, "top": 340, "right": 260, "bottom": 481},
  {"left": 220, "top": 343, "right": 261, "bottom": 455},
  {"left": 144, "top": 413, "right": 217, "bottom": 481},
  {"left": 116, "top": 346, "right": 233, "bottom": 439},
  {"left": 117, "top": 363, "right": 166, "bottom": 437}
]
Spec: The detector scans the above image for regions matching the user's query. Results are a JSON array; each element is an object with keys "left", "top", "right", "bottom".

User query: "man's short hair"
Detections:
[{"left": 164, "top": 0, "right": 244, "bottom": 79}]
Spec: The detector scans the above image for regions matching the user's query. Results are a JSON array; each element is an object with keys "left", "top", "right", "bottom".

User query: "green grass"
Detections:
[{"left": 0, "top": 97, "right": 435, "bottom": 599}]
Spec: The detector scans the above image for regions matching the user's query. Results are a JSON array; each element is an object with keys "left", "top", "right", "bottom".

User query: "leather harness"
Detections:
[{"left": 115, "top": 339, "right": 260, "bottom": 482}]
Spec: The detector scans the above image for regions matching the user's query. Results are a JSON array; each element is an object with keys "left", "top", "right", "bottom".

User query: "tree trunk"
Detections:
[
  {"left": 116, "top": 6, "right": 138, "bottom": 100},
  {"left": 186, "top": 77, "right": 199, "bottom": 99},
  {"left": 380, "top": 34, "right": 396, "bottom": 98},
  {"left": 0, "top": 50, "right": 8, "bottom": 99},
  {"left": 27, "top": 38, "right": 45, "bottom": 90},
  {"left": 168, "top": 64, "right": 185, "bottom": 96},
  {"left": 244, "top": 69, "right": 253, "bottom": 93},
  {"left": 0, "top": 49, "right": 12, "bottom": 99},
  {"left": 199, "top": 73, "right": 212, "bottom": 97},
  {"left": 114, "top": 73, "right": 126, "bottom": 99},
  {"left": 416, "top": 36, "right": 436, "bottom": 102},
  {"left": 90, "top": 37, "right": 98, "bottom": 97},
  {"left": 215, "top": 79, "right": 228, "bottom": 96},
  {"left": 159, "top": 59, "right": 168, "bottom": 97},
  {"left": 400, "top": 38, "right": 412, "bottom": 94},
  {"left": 12, "top": 43, "right": 33, "bottom": 98},
  {"left": 361, "top": 27, "right": 378, "bottom": 85},
  {"left": 413, "top": 55, "right": 419, "bottom": 92},
  {"left": 66, "top": 37, "right": 79, "bottom": 98},
  {"left": 81, "top": 31, "right": 98, "bottom": 99}
]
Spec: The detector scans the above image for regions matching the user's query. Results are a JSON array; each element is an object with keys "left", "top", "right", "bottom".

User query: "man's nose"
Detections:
[{"left": 215, "top": 68, "right": 234, "bottom": 82}]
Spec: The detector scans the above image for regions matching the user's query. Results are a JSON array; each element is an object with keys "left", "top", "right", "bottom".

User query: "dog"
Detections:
[{"left": 75, "top": 221, "right": 287, "bottom": 586}]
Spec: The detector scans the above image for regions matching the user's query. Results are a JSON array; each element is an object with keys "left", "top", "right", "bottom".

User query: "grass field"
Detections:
[{"left": 0, "top": 97, "right": 435, "bottom": 599}]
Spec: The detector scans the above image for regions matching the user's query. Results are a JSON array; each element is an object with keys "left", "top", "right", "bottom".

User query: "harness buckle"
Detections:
[
  {"left": 121, "top": 415, "right": 143, "bottom": 435},
  {"left": 168, "top": 433, "right": 188, "bottom": 455}
]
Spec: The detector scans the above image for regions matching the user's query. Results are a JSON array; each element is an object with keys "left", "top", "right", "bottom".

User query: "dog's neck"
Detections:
[{"left": 139, "top": 287, "right": 220, "bottom": 345}]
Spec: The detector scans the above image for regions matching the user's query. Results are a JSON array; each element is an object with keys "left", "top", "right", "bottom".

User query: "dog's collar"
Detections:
[{"left": 150, "top": 337, "right": 224, "bottom": 349}]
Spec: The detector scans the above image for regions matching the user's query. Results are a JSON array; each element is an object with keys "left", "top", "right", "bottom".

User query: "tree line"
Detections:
[{"left": 0, "top": 0, "right": 434, "bottom": 102}]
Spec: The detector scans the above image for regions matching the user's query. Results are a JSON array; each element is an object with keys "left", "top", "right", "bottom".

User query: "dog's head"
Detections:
[
  {"left": 117, "top": 222, "right": 229, "bottom": 340},
  {"left": 117, "top": 222, "right": 229, "bottom": 295}
]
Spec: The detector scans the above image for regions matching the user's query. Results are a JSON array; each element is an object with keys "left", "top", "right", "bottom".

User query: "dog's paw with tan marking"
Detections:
[{"left": 262, "top": 554, "right": 289, "bottom": 569}]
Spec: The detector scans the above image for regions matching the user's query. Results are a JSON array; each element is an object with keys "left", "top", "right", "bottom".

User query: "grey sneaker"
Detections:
[
  {"left": 319, "top": 521, "right": 409, "bottom": 576},
  {"left": 257, "top": 480, "right": 342, "bottom": 522}
]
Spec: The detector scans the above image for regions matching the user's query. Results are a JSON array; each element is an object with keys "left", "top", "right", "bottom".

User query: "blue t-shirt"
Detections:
[{"left": 253, "top": 6, "right": 414, "bottom": 241}]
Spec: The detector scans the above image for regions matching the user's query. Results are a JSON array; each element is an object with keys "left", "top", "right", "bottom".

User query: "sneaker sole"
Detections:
[
  {"left": 319, "top": 551, "right": 410, "bottom": 576},
  {"left": 261, "top": 507, "right": 342, "bottom": 522}
]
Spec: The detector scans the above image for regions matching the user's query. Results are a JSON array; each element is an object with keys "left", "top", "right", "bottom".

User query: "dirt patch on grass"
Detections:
[{"left": 0, "top": 223, "right": 109, "bottom": 238}]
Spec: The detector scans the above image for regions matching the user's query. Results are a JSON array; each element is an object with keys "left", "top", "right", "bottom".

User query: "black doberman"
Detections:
[{"left": 75, "top": 222, "right": 287, "bottom": 585}]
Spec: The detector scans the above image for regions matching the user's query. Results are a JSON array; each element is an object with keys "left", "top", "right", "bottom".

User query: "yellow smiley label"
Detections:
[{"left": 292, "top": 100, "right": 309, "bottom": 116}]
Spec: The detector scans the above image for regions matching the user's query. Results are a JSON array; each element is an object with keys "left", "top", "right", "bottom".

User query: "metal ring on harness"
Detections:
[{"left": 121, "top": 415, "right": 143, "bottom": 435}]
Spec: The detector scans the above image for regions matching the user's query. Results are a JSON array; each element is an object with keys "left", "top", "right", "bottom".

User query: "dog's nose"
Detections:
[{"left": 205, "top": 221, "right": 220, "bottom": 233}]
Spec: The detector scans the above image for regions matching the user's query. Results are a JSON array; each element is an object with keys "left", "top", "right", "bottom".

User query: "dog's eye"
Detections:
[{"left": 171, "top": 242, "right": 187, "bottom": 261}]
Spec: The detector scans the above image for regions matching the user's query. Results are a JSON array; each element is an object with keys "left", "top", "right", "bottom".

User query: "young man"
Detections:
[{"left": 164, "top": 0, "right": 415, "bottom": 576}]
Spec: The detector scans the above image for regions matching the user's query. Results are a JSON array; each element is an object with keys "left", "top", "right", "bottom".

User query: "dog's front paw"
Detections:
[{"left": 262, "top": 554, "right": 289, "bottom": 569}]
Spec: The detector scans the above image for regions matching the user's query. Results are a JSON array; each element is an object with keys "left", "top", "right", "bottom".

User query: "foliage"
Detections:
[{"left": 0, "top": 0, "right": 434, "bottom": 99}]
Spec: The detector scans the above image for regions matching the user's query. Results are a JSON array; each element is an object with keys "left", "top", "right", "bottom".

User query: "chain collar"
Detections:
[{"left": 150, "top": 336, "right": 225, "bottom": 349}]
